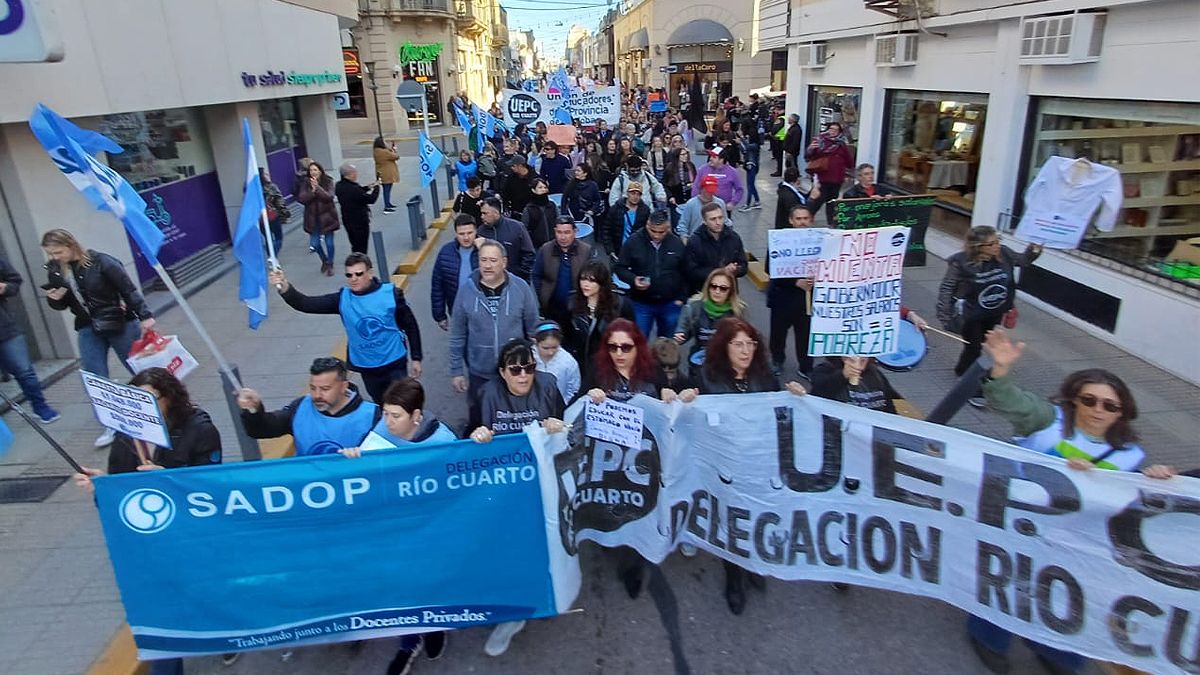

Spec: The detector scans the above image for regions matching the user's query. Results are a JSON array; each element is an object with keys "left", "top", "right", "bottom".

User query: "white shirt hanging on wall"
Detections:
[{"left": 1014, "top": 156, "right": 1123, "bottom": 249}]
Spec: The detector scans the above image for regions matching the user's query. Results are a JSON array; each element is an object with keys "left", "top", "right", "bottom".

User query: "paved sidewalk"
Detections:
[{"left": 0, "top": 158, "right": 1196, "bottom": 675}]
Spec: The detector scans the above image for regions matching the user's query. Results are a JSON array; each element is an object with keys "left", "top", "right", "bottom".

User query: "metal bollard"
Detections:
[
  {"left": 444, "top": 162, "right": 456, "bottom": 197},
  {"left": 451, "top": 136, "right": 460, "bottom": 154},
  {"left": 429, "top": 179, "right": 440, "bottom": 215},
  {"left": 406, "top": 195, "right": 425, "bottom": 251},
  {"left": 221, "top": 365, "right": 261, "bottom": 461},
  {"left": 372, "top": 230, "right": 389, "bottom": 276}
]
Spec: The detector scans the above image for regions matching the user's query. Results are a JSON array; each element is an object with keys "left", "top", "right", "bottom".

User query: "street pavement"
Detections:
[{"left": 0, "top": 151, "right": 1196, "bottom": 675}]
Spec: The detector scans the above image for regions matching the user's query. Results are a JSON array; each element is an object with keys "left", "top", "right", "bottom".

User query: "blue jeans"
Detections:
[
  {"left": 382, "top": 183, "right": 395, "bottom": 208},
  {"left": 967, "top": 615, "right": 1084, "bottom": 672},
  {"left": 78, "top": 321, "right": 140, "bottom": 379},
  {"left": 632, "top": 300, "right": 682, "bottom": 341},
  {"left": 0, "top": 334, "right": 48, "bottom": 410},
  {"left": 745, "top": 164, "right": 760, "bottom": 204},
  {"left": 309, "top": 232, "right": 335, "bottom": 264}
]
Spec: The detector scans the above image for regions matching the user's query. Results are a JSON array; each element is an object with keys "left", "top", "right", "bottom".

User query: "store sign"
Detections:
[
  {"left": 678, "top": 61, "right": 732, "bottom": 74},
  {"left": 342, "top": 48, "right": 360, "bottom": 77},
  {"left": 398, "top": 42, "right": 442, "bottom": 63},
  {"left": 331, "top": 92, "right": 351, "bottom": 111},
  {"left": 0, "top": 0, "right": 64, "bottom": 62},
  {"left": 239, "top": 70, "right": 343, "bottom": 88},
  {"left": 399, "top": 42, "right": 442, "bottom": 84}
]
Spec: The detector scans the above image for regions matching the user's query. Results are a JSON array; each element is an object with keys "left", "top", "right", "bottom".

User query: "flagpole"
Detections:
[
  {"left": 0, "top": 389, "right": 85, "bottom": 474},
  {"left": 150, "top": 262, "right": 243, "bottom": 392}
]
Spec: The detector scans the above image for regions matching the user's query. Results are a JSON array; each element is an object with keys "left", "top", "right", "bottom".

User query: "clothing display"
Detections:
[{"left": 1014, "top": 156, "right": 1122, "bottom": 249}]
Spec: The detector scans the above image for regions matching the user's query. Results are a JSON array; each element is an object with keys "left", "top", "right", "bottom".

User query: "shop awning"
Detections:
[
  {"left": 626, "top": 28, "right": 649, "bottom": 52},
  {"left": 666, "top": 19, "right": 733, "bottom": 47}
]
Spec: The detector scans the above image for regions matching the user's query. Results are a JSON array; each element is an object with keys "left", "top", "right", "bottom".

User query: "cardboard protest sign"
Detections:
[
  {"left": 808, "top": 226, "right": 909, "bottom": 356},
  {"left": 767, "top": 227, "right": 831, "bottom": 278},
  {"left": 81, "top": 371, "right": 170, "bottom": 447},
  {"left": 584, "top": 399, "right": 644, "bottom": 449}
]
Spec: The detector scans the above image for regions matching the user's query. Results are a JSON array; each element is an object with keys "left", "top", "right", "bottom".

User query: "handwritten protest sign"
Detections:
[
  {"left": 767, "top": 227, "right": 831, "bottom": 278},
  {"left": 584, "top": 399, "right": 644, "bottom": 448},
  {"left": 808, "top": 226, "right": 909, "bottom": 356},
  {"left": 833, "top": 195, "right": 933, "bottom": 266},
  {"left": 81, "top": 371, "right": 169, "bottom": 447}
]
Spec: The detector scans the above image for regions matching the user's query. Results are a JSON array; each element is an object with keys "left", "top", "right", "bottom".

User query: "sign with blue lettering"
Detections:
[
  {"left": 93, "top": 434, "right": 575, "bottom": 659},
  {"left": 81, "top": 371, "right": 169, "bottom": 448},
  {"left": 0, "top": 0, "right": 64, "bottom": 62}
]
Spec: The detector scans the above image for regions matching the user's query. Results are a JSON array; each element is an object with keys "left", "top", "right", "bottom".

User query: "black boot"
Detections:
[
  {"left": 724, "top": 566, "right": 746, "bottom": 615},
  {"left": 968, "top": 635, "right": 1010, "bottom": 674},
  {"left": 618, "top": 562, "right": 645, "bottom": 599}
]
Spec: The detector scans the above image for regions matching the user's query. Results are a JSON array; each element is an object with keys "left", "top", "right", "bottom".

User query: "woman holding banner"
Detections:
[
  {"left": 965, "top": 328, "right": 1175, "bottom": 674},
  {"left": 72, "top": 367, "right": 225, "bottom": 673},
  {"left": 676, "top": 317, "right": 807, "bottom": 615},
  {"left": 41, "top": 229, "right": 156, "bottom": 448},
  {"left": 468, "top": 338, "right": 567, "bottom": 658}
]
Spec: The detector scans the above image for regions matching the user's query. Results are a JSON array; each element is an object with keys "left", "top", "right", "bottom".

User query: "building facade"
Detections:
[
  {"left": 759, "top": 0, "right": 1200, "bottom": 384},
  {"left": 609, "top": 0, "right": 771, "bottom": 106},
  {"left": 0, "top": 0, "right": 349, "bottom": 363},
  {"left": 341, "top": 0, "right": 512, "bottom": 137}
]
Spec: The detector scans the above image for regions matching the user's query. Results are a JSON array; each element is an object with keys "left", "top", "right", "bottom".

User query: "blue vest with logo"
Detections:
[
  {"left": 292, "top": 395, "right": 378, "bottom": 456},
  {"left": 340, "top": 284, "right": 407, "bottom": 368}
]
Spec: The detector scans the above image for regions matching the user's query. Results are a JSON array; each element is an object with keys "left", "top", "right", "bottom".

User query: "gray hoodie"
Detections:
[{"left": 448, "top": 270, "right": 540, "bottom": 378}]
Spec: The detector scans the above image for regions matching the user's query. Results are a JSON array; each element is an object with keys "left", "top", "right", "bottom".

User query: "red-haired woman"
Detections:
[
  {"left": 676, "top": 317, "right": 807, "bottom": 615},
  {"left": 582, "top": 318, "right": 673, "bottom": 600}
]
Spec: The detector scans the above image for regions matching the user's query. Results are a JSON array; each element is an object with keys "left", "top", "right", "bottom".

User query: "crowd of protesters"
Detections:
[{"left": 48, "top": 79, "right": 1188, "bottom": 675}]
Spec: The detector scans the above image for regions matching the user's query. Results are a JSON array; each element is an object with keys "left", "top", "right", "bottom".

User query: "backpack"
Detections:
[{"left": 478, "top": 154, "right": 497, "bottom": 178}]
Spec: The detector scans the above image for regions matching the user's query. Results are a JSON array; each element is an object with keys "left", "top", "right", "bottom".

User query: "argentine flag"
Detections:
[
  {"left": 232, "top": 119, "right": 269, "bottom": 329},
  {"left": 418, "top": 131, "right": 446, "bottom": 188}
]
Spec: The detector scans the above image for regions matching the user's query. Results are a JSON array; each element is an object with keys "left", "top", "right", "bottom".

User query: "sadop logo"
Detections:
[{"left": 119, "top": 488, "right": 176, "bottom": 534}]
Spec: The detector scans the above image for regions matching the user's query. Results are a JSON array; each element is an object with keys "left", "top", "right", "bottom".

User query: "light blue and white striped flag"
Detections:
[
  {"left": 418, "top": 131, "right": 445, "bottom": 188},
  {"left": 232, "top": 119, "right": 268, "bottom": 329}
]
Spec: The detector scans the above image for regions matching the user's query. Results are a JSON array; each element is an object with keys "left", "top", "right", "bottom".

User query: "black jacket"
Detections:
[
  {"left": 811, "top": 359, "right": 900, "bottom": 414},
  {"left": 841, "top": 183, "right": 897, "bottom": 200},
  {"left": 431, "top": 241, "right": 479, "bottom": 323},
  {"left": 241, "top": 383, "right": 381, "bottom": 441},
  {"left": 774, "top": 182, "right": 812, "bottom": 230},
  {"left": 334, "top": 179, "right": 380, "bottom": 230},
  {"left": 108, "top": 407, "right": 222, "bottom": 474},
  {"left": 44, "top": 250, "right": 152, "bottom": 332},
  {"left": 937, "top": 245, "right": 1040, "bottom": 326},
  {"left": 783, "top": 123, "right": 803, "bottom": 157},
  {"left": 279, "top": 279, "right": 423, "bottom": 370},
  {"left": 602, "top": 200, "right": 651, "bottom": 256},
  {"left": 682, "top": 226, "right": 748, "bottom": 294},
  {"left": 453, "top": 189, "right": 494, "bottom": 223},
  {"left": 614, "top": 228, "right": 689, "bottom": 305},
  {"left": 477, "top": 372, "right": 565, "bottom": 435},
  {"left": 478, "top": 216, "right": 536, "bottom": 281},
  {"left": 566, "top": 293, "right": 635, "bottom": 376},
  {"left": 0, "top": 257, "right": 26, "bottom": 343},
  {"left": 502, "top": 171, "right": 534, "bottom": 215},
  {"left": 694, "top": 368, "right": 780, "bottom": 395},
  {"left": 521, "top": 197, "right": 559, "bottom": 250}
]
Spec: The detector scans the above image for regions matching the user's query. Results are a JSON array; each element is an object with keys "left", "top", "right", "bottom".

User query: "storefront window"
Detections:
[
  {"left": 808, "top": 85, "right": 861, "bottom": 146},
  {"left": 259, "top": 98, "right": 306, "bottom": 198},
  {"left": 770, "top": 51, "right": 787, "bottom": 93},
  {"left": 882, "top": 90, "right": 988, "bottom": 214},
  {"left": 338, "top": 48, "right": 367, "bottom": 119},
  {"left": 1022, "top": 98, "right": 1200, "bottom": 280},
  {"left": 668, "top": 45, "right": 734, "bottom": 110}
]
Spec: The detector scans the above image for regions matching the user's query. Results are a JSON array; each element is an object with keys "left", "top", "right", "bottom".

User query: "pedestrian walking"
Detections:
[
  {"left": 296, "top": 160, "right": 340, "bottom": 276},
  {"left": 533, "top": 217, "right": 593, "bottom": 325},
  {"left": 334, "top": 163, "right": 381, "bottom": 256},
  {"left": 431, "top": 215, "right": 480, "bottom": 330},
  {"left": 372, "top": 136, "right": 400, "bottom": 212},
  {"left": 260, "top": 167, "right": 288, "bottom": 254},
  {"left": 0, "top": 255, "right": 59, "bottom": 423},
  {"left": 768, "top": 205, "right": 817, "bottom": 379},
  {"left": 682, "top": 201, "right": 747, "bottom": 295},
  {"left": 478, "top": 197, "right": 536, "bottom": 280},
  {"left": 673, "top": 268, "right": 746, "bottom": 363},
  {"left": 614, "top": 210, "right": 688, "bottom": 339},
  {"left": 533, "top": 321, "right": 580, "bottom": 403},
  {"left": 803, "top": 122, "right": 855, "bottom": 223}
]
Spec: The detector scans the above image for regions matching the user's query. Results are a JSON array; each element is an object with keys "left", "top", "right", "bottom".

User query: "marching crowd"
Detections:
[{"left": 20, "top": 84, "right": 1183, "bottom": 675}]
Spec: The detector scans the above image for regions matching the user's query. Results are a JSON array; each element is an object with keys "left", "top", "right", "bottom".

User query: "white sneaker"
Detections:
[
  {"left": 680, "top": 543, "right": 698, "bottom": 558},
  {"left": 94, "top": 428, "right": 116, "bottom": 448},
  {"left": 737, "top": 205, "right": 752, "bottom": 213},
  {"left": 483, "top": 620, "right": 526, "bottom": 657}
]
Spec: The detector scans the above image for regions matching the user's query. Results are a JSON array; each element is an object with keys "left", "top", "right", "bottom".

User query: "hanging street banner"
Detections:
[
  {"left": 502, "top": 86, "right": 621, "bottom": 128},
  {"left": 93, "top": 434, "right": 580, "bottom": 659},
  {"left": 81, "top": 371, "right": 169, "bottom": 448},
  {"left": 808, "top": 225, "right": 908, "bottom": 357},
  {"left": 534, "top": 393, "right": 1200, "bottom": 675}
]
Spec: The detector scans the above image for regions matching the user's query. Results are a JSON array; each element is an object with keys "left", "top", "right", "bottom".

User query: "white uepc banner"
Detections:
[{"left": 529, "top": 392, "right": 1200, "bottom": 675}]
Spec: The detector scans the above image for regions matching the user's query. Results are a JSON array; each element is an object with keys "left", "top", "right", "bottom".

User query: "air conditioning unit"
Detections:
[
  {"left": 875, "top": 33, "right": 918, "bottom": 67},
  {"left": 1019, "top": 11, "right": 1106, "bottom": 65},
  {"left": 798, "top": 42, "right": 828, "bottom": 69}
]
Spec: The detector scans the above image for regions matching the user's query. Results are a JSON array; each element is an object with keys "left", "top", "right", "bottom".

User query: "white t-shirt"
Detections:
[{"left": 1014, "top": 156, "right": 1122, "bottom": 249}]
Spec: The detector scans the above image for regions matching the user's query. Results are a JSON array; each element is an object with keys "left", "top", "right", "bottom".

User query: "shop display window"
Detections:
[
  {"left": 882, "top": 90, "right": 988, "bottom": 214},
  {"left": 98, "top": 108, "right": 216, "bottom": 191},
  {"left": 808, "top": 85, "right": 861, "bottom": 146},
  {"left": 259, "top": 98, "right": 305, "bottom": 155},
  {"left": 1022, "top": 98, "right": 1200, "bottom": 283}
]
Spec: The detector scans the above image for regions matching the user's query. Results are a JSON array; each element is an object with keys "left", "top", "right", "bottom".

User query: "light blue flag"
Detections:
[
  {"left": 232, "top": 119, "right": 268, "bottom": 329},
  {"left": 28, "top": 103, "right": 165, "bottom": 265},
  {"left": 484, "top": 111, "right": 498, "bottom": 138},
  {"left": 522, "top": 79, "right": 537, "bottom": 92},
  {"left": 453, "top": 104, "right": 473, "bottom": 139},
  {"left": 472, "top": 104, "right": 487, "bottom": 150},
  {"left": 550, "top": 66, "right": 572, "bottom": 102},
  {"left": 0, "top": 419, "right": 12, "bottom": 460},
  {"left": 553, "top": 107, "right": 574, "bottom": 125},
  {"left": 418, "top": 131, "right": 445, "bottom": 188}
]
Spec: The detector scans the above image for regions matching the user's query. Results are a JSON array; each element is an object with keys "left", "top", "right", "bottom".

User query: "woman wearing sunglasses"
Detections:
[
  {"left": 672, "top": 269, "right": 745, "bottom": 364},
  {"left": 967, "top": 327, "right": 1174, "bottom": 675},
  {"left": 467, "top": 338, "right": 566, "bottom": 657}
]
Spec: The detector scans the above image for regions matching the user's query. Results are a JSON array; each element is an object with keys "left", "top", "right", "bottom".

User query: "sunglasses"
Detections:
[
  {"left": 345, "top": 271, "right": 367, "bottom": 278},
  {"left": 1075, "top": 394, "right": 1122, "bottom": 414},
  {"left": 607, "top": 342, "right": 636, "bottom": 354},
  {"left": 709, "top": 283, "right": 731, "bottom": 292},
  {"left": 505, "top": 363, "right": 537, "bottom": 376}
]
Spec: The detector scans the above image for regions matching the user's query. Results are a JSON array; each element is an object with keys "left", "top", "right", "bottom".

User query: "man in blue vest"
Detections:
[
  {"left": 269, "top": 253, "right": 422, "bottom": 403},
  {"left": 237, "top": 357, "right": 380, "bottom": 456}
]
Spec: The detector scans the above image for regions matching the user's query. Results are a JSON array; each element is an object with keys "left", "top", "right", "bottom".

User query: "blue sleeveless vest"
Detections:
[
  {"left": 340, "top": 284, "right": 407, "bottom": 368},
  {"left": 292, "top": 395, "right": 378, "bottom": 456}
]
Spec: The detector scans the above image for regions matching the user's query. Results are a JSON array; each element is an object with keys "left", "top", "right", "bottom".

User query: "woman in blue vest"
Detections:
[
  {"left": 967, "top": 328, "right": 1175, "bottom": 675},
  {"left": 468, "top": 339, "right": 567, "bottom": 658},
  {"left": 269, "top": 253, "right": 422, "bottom": 403},
  {"left": 339, "top": 378, "right": 453, "bottom": 674}
]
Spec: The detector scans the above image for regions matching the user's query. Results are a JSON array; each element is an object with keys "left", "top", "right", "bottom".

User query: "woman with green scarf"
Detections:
[{"left": 672, "top": 269, "right": 745, "bottom": 365}]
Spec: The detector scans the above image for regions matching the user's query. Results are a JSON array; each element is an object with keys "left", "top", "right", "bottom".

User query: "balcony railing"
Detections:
[
  {"left": 455, "top": 0, "right": 488, "bottom": 34},
  {"left": 492, "top": 23, "right": 510, "bottom": 46},
  {"left": 361, "top": 0, "right": 453, "bottom": 16}
]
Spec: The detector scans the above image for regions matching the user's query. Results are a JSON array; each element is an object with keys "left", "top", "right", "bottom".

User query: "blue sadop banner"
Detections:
[{"left": 94, "top": 435, "right": 572, "bottom": 659}]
